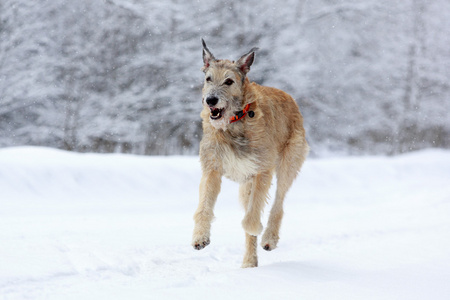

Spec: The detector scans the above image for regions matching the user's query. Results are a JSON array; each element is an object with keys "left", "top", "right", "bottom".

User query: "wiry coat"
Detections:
[
  {"left": 200, "top": 78, "right": 307, "bottom": 183},
  {"left": 193, "top": 40, "right": 309, "bottom": 268}
]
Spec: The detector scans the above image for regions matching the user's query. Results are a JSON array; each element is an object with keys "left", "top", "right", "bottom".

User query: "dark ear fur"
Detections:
[
  {"left": 236, "top": 47, "right": 258, "bottom": 74},
  {"left": 202, "top": 39, "right": 215, "bottom": 72}
]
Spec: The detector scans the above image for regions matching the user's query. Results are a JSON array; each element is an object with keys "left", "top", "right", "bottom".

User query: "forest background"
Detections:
[{"left": 1, "top": 0, "right": 448, "bottom": 156}]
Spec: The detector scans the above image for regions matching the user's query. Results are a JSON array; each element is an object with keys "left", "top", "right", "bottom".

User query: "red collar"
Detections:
[{"left": 229, "top": 103, "right": 255, "bottom": 124}]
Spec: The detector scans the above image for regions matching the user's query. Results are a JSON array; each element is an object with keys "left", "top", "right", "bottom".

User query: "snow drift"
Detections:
[{"left": 1, "top": 147, "right": 450, "bottom": 299}]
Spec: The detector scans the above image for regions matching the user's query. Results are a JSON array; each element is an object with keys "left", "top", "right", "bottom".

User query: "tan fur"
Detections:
[{"left": 192, "top": 41, "right": 309, "bottom": 268}]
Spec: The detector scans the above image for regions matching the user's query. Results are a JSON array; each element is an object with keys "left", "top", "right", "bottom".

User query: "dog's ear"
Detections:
[
  {"left": 202, "top": 39, "right": 215, "bottom": 72},
  {"left": 236, "top": 47, "right": 258, "bottom": 74}
]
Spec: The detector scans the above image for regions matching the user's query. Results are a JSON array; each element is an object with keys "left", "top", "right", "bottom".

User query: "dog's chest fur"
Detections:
[
  {"left": 203, "top": 130, "right": 259, "bottom": 183},
  {"left": 221, "top": 145, "right": 259, "bottom": 183}
]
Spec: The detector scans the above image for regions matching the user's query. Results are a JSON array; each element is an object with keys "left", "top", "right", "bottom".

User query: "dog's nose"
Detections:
[{"left": 206, "top": 96, "right": 219, "bottom": 107}]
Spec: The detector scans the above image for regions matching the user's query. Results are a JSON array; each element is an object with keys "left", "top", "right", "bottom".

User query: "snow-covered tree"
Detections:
[{"left": 0, "top": 0, "right": 448, "bottom": 155}]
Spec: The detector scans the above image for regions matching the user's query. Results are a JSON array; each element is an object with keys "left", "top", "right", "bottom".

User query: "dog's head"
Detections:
[{"left": 201, "top": 39, "right": 258, "bottom": 130}]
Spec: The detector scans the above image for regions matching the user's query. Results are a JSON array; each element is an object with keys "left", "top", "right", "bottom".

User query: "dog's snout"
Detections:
[{"left": 206, "top": 96, "right": 219, "bottom": 107}]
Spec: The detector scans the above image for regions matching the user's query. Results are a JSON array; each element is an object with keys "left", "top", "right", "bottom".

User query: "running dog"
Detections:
[{"left": 192, "top": 39, "right": 309, "bottom": 268}]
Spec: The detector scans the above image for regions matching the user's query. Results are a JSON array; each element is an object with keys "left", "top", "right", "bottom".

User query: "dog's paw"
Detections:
[
  {"left": 241, "top": 260, "right": 258, "bottom": 268},
  {"left": 261, "top": 231, "right": 279, "bottom": 251},
  {"left": 192, "top": 235, "right": 210, "bottom": 250},
  {"left": 242, "top": 216, "right": 263, "bottom": 237},
  {"left": 242, "top": 253, "right": 258, "bottom": 268},
  {"left": 262, "top": 243, "right": 274, "bottom": 251}
]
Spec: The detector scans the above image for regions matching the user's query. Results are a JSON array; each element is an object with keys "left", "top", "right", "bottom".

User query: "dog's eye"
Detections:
[
  {"left": 206, "top": 76, "right": 212, "bottom": 82},
  {"left": 224, "top": 79, "right": 234, "bottom": 86}
]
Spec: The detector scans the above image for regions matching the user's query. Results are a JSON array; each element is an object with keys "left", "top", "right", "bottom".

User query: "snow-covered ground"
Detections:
[{"left": 1, "top": 147, "right": 449, "bottom": 299}]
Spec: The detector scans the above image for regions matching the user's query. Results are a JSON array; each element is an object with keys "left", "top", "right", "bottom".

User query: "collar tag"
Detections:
[{"left": 229, "top": 103, "right": 254, "bottom": 124}]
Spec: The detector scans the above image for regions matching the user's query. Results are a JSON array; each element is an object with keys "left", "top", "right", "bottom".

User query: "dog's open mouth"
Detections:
[{"left": 209, "top": 107, "right": 224, "bottom": 120}]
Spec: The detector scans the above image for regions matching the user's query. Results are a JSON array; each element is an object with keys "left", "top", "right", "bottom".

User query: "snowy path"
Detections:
[{"left": 1, "top": 147, "right": 449, "bottom": 299}]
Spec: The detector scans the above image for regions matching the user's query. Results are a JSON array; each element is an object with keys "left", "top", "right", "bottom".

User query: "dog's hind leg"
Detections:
[
  {"left": 192, "top": 170, "right": 222, "bottom": 250},
  {"left": 242, "top": 233, "right": 258, "bottom": 268},
  {"left": 261, "top": 136, "right": 308, "bottom": 251},
  {"left": 241, "top": 171, "right": 272, "bottom": 237},
  {"left": 239, "top": 181, "right": 258, "bottom": 267}
]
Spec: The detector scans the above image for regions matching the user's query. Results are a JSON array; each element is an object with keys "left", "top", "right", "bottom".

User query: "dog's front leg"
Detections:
[{"left": 192, "top": 170, "right": 222, "bottom": 250}]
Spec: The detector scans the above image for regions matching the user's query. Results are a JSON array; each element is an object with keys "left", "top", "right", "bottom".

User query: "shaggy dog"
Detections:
[{"left": 192, "top": 40, "right": 309, "bottom": 268}]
